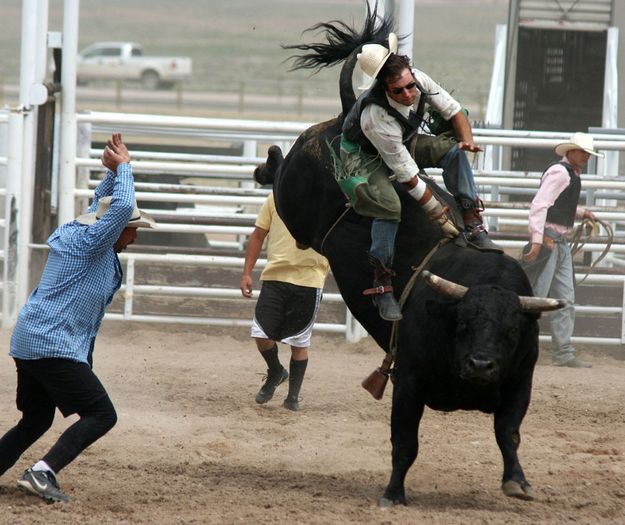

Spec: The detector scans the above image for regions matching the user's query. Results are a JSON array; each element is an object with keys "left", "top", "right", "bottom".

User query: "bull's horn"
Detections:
[
  {"left": 423, "top": 270, "right": 568, "bottom": 312},
  {"left": 422, "top": 270, "right": 468, "bottom": 299},
  {"left": 519, "top": 296, "right": 568, "bottom": 312}
]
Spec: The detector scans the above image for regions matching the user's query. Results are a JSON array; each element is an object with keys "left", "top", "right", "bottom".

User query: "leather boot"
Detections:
[
  {"left": 363, "top": 256, "right": 403, "bottom": 321},
  {"left": 456, "top": 195, "right": 503, "bottom": 253}
]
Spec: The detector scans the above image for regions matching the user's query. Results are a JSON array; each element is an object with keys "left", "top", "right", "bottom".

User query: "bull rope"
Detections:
[
  {"left": 319, "top": 206, "right": 352, "bottom": 257},
  {"left": 388, "top": 238, "right": 451, "bottom": 362},
  {"left": 318, "top": 202, "right": 450, "bottom": 365}
]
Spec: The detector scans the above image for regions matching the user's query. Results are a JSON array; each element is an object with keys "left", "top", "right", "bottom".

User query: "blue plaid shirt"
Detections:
[{"left": 10, "top": 163, "right": 135, "bottom": 364}]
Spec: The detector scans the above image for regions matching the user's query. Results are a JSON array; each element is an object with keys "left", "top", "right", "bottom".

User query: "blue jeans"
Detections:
[
  {"left": 438, "top": 145, "right": 477, "bottom": 200},
  {"left": 369, "top": 218, "right": 399, "bottom": 267},
  {"left": 369, "top": 146, "right": 476, "bottom": 267},
  {"left": 530, "top": 240, "right": 576, "bottom": 363}
]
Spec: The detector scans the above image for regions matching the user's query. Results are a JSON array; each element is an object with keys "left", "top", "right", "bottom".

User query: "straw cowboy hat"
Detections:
[
  {"left": 76, "top": 196, "right": 156, "bottom": 229},
  {"left": 357, "top": 33, "right": 399, "bottom": 90},
  {"left": 555, "top": 132, "right": 604, "bottom": 158}
]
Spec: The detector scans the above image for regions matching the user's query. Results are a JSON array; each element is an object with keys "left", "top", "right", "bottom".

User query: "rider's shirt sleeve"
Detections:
[{"left": 361, "top": 104, "right": 419, "bottom": 182}]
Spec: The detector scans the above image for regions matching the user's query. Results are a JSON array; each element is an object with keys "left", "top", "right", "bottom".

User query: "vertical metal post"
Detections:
[
  {"left": 599, "top": 27, "right": 619, "bottom": 178},
  {"left": 622, "top": 279, "right": 625, "bottom": 344},
  {"left": 76, "top": 119, "right": 92, "bottom": 214},
  {"left": 482, "top": 24, "right": 507, "bottom": 173},
  {"left": 123, "top": 257, "right": 135, "bottom": 319},
  {"left": 16, "top": 0, "right": 39, "bottom": 309},
  {"left": 3, "top": 111, "right": 24, "bottom": 326},
  {"left": 345, "top": 309, "right": 367, "bottom": 343},
  {"left": 35, "top": 0, "right": 50, "bottom": 81},
  {"left": 397, "top": 0, "right": 415, "bottom": 60},
  {"left": 58, "top": 0, "right": 80, "bottom": 225}
]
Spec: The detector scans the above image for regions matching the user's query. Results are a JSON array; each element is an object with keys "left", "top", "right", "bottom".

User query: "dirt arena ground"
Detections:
[{"left": 0, "top": 322, "right": 623, "bottom": 524}]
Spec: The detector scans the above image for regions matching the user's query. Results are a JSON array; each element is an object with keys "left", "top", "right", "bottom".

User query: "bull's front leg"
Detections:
[
  {"left": 380, "top": 371, "right": 424, "bottom": 507},
  {"left": 494, "top": 374, "right": 534, "bottom": 501}
]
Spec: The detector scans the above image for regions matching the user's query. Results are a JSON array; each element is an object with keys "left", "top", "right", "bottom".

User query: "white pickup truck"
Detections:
[{"left": 77, "top": 42, "right": 192, "bottom": 90}]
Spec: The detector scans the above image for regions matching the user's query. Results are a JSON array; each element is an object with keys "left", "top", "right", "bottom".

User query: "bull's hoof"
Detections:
[
  {"left": 378, "top": 496, "right": 406, "bottom": 508},
  {"left": 502, "top": 480, "right": 534, "bottom": 501}
]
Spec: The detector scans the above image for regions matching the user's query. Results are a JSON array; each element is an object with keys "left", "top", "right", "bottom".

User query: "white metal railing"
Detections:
[
  {"left": 2, "top": 110, "right": 625, "bottom": 346},
  {"left": 105, "top": 253, "right": 625, "bottom": 346},
  {"left": 113, "top": 254, "right": 364, "bottom": 342}
]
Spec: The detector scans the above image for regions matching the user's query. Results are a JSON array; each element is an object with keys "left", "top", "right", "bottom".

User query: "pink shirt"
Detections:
[{"left": 528, "top": 158, "right": 585, "bottom": 244}]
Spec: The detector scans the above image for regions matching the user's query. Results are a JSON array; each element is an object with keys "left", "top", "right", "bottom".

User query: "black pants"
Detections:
[{"left": 0, "top": 358, "right": 117, "bottom": 476}]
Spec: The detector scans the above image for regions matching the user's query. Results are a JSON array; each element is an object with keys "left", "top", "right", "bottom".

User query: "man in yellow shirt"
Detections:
[{"left": 240, "top": 192, "right": 329, "bottom": 411}]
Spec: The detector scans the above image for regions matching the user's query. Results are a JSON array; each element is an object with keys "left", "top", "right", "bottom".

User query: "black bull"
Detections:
[{"left": 265, "top": 114, "right": 565, "bottom": 505}]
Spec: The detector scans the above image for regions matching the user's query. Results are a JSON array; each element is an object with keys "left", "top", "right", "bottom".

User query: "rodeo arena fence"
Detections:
[{"left": 2, "top": 110, "right": 625, "bottom": 347}]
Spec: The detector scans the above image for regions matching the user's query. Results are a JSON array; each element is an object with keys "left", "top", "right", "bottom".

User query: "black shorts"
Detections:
[
  {"left": 253, "top": 280, "right": 322, "bottom": 343},
  {"left": 14, "top": 358, "right": 110, "bottom": 418}
]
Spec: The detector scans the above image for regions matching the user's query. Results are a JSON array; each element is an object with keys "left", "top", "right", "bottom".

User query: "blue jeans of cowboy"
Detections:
[
  {"left": 369, "top": 145, "right": 479, "bottom": 265},
  {"left": 438, "top": 145, "right": 478, "bottom": 200},
  {"left": 369, "top": 218, "right": 398, "bottom": 266},
  {"left": 529, "top": 233, "right": 577, "bottom": 364}
]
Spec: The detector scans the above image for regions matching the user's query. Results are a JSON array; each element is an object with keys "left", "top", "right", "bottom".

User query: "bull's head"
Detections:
[{"left": 423, "top": 271, "right": 566, "bottom": 385}]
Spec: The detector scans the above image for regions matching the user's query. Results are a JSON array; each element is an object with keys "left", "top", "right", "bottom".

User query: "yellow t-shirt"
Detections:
[{"left": 256, "top": 194, "right": 329, "bottom": 289}]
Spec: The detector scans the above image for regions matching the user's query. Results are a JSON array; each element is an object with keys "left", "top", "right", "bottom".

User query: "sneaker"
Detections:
[
  {"left": 17, "top": 469, "right": 70, "bottom": 503},
  {"left": 255, "top": 367, "right": 288, "bottom": 404},
  {"left": 555, "top": 357, "right": 592, "bottom": 368},
  {"left": 283, "top": 396, "right": 300, "bottom": 412}
]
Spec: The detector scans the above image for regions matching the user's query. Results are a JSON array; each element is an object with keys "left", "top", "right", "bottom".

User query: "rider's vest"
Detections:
[
  {"left": 543, "top": 161, "right": 581, "bottom": 228},
  {"left": 341, "top": 79, "right": 427, "bottom": 154}
]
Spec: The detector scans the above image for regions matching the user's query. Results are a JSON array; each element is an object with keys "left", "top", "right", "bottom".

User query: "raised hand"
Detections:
[{"left": 102, "top": 133, "right": 131, "bottom": 172}]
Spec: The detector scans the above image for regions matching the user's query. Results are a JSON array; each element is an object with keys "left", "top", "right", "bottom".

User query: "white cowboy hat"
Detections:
[
  {"left": 555, "top": 132, "right": 604, "bottom": 158},
  {"left": 356, "top": 33, "right": 399, "bottom": 91},
  {"left": 76, "top": 196, "right": 156, "bottom": 229}
]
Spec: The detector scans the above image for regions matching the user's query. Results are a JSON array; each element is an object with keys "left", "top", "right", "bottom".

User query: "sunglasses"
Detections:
[{"left": 389, "top": 81, "right": 417, "bottom": 95}]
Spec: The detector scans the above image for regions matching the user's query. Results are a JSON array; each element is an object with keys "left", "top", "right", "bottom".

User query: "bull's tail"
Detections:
[
  {"left": 254, "top": 145, "right": 284, "bottom": 186},
  {"left": 282, "top": 2, "right": 396, "bottom": 115}
]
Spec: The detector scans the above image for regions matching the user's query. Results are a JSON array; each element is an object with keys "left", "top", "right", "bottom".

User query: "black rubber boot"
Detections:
[
  {"left": 364, "top": 256, "right": 403, "bottom": 321},
  {"left": 456, "top": 195, "right": 503, "bottom": 253},
  {"left": 283, "top": 358, "right": 308, "bottom": 411}
]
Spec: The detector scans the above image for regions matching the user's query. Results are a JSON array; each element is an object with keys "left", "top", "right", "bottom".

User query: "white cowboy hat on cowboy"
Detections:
[
  {"left": 357, "top": 33, "right": 399, "bottom": 91},
  {"left": 555, "top": 132, "right": 604, "bottom": 158},
  {"left": 76, "top": 196, "right": 156, "bottom": 229}
]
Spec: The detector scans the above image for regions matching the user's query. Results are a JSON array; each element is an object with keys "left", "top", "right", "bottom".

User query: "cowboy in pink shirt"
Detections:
[{"left": 522, "top": 132, "right": 603, "bottom": 368}]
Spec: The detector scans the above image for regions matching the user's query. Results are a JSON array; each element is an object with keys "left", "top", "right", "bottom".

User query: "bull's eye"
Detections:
[{"left": 506, "top": 326, "right": 519, "bottom": 344}]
